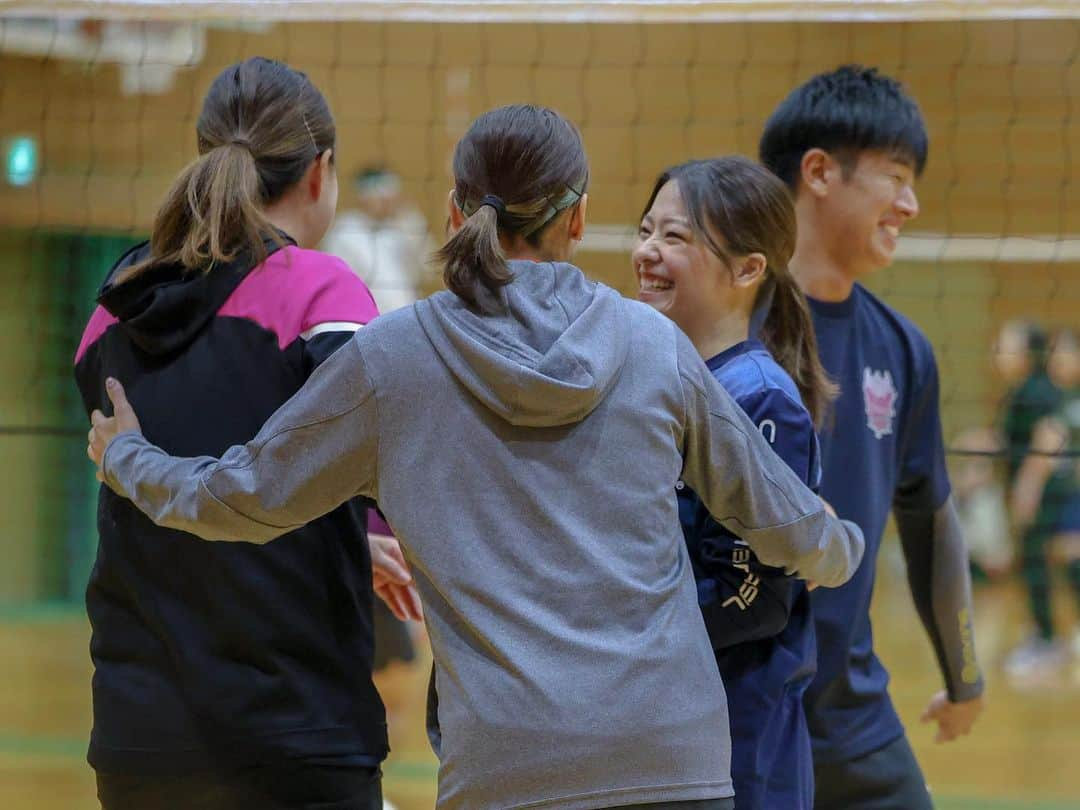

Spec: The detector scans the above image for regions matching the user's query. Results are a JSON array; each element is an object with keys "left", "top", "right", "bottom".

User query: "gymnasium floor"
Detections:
[{"left": 2, "top": 567, "right": 1078, "bottom": 810}]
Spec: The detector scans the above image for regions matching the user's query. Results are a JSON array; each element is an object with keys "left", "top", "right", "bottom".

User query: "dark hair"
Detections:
[
  {"left": 122, "top": 57, "right": 335, "bottom": 280},
  {"left": 759, "top": 65, "right": 928, "bottom": 191},
  {"left": 437, "top": 104, "right": 589, "bottom": 310},
  {"left": 641, "top": 157, "right": 837, "bottom": 427},
  {"left": 1004, "top": 319, "right": 1050, "bottom": 368}
]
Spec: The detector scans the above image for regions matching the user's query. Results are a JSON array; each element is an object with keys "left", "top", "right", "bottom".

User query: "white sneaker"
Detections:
[{"left": 1003, "top": 636, "right": 1068, "bottom": 680}]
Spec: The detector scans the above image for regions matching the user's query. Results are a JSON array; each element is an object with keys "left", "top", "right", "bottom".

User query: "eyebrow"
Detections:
[{"left": 642, "top": 215, "right": 692, "bottom": 228}]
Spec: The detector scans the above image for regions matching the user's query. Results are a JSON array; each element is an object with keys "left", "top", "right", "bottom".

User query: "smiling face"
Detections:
[
  {"left": 820, "top": 150, "right": 920, "bottom": 277},
  {"left": 632, "top": 179, "right": 738, "bottom": 339}
]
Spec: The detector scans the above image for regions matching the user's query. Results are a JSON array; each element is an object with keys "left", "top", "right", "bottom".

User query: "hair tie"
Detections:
[
  {"left": 228, "top": 136, "right": 253, "bottom": 151},
  {"left": 479, "top": 194, "right": 506, "bottom": 217}
]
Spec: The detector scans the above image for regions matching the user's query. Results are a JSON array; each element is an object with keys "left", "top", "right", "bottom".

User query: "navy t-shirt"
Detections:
[
  {"left": 679, "top": 340, "right": 820, "bottom": 810},
  {"left": 805, "top": 284, "right": 951, "bottom": 765}
]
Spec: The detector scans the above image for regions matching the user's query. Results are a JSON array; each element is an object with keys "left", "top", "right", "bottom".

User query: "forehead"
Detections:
[
  {"left": 644, "top": 180, "right": 687, "bottom": 218},
  {"left": 851, "top": 148, "right": 917, "bottom": 174}
]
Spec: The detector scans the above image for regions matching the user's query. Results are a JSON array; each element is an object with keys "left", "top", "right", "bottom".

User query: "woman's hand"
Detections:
[
  {"left": 87, "top": 378, "right": 142, "bottom": 481},
  {"left": 369, "top": 533, "right": 424, "bottom": 622}
]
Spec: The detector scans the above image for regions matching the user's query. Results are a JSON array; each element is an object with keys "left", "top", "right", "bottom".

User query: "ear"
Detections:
[
  {"left": 731, "top": 252, "right": 767, "bottom": 288},
  {"left": 447, "top": 188, "right": 465, "bottom": 235},
  {"left": 799, "top": 148, "right": 834, "bottom": 199},
  {"left": 567, "top": 193, "right": 588, "bottom": 241},
  {"left": 308, "top": 149, "right": 333, "bottom": 201}
]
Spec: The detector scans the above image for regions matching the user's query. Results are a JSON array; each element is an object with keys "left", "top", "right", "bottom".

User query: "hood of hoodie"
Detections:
[
  {"left": 97, "top": 235, "right": 295, "bottom": 357},
  {"left": 415, "top": 260, "right": 630, "bottom": 428}
]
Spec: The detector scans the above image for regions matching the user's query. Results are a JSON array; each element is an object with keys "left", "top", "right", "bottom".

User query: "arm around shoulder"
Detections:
[
  {"left": 101, "top": 337, "right": 382, "bottom": 544},
  {"left": 674, "top": 331, "right": 864, "bottom": 587}
]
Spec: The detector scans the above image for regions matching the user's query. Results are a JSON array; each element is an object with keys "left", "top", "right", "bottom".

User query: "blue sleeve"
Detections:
[
  {"left": 694, "top": 387, "right": 819, "bottom": 651},
  {"left": 893, "top": 349, "right": 951, "bottom": 512}
]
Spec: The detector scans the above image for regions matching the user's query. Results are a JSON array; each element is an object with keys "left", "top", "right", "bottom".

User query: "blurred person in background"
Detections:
[
  {"left": 994, "top": 320, "right": 1065, "bottom": 676},
  {"left": 995, "top": 320, "right": 1061, "bottom": 489},
  {"left": 1008, "top": 327, "right": 1080, "bottom": 677},
  {"left": 321, "top": 165, "right": 434, "bottom": 314}
]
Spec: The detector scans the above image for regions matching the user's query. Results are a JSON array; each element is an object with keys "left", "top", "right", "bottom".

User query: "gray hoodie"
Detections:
[{"left": 103, "top": 260, "right": 863, "bottom": 810}]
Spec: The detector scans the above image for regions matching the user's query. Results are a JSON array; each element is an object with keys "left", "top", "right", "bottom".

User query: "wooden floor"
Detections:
[{"left": 2, "top": 565, "right": 1079, "bottom": 810}]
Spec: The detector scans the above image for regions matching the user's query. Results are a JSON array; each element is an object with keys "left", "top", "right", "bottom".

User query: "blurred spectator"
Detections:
[
  {"left": 952, "top": 427, "right": 1013, "bottom": 583},
  {"left": 322, "top": 166, "right": 434, "bottom": 313},
  {"left": 1004, "top": 327, "right": 1078, "bottom": 679},
  {"left": 995, "top": 320, "right": 1061, "bottom": 484}
]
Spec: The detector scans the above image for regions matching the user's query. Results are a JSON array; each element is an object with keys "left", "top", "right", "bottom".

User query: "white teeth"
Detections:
[
  {"left": 640, "top": 277, "right": 673, "bottom": 291},
  {"left": 883, "top": 225, "right": 900, "bottom": 238}
]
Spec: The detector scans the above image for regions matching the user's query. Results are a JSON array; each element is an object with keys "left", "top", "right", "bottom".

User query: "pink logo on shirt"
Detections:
[{"left": 862, "top": 367, "right": 897, "bottom": 440}]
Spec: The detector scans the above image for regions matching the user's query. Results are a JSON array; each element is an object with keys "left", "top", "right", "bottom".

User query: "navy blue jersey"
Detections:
[
  {"left": 679, "top": 340, "right": 820, "bottom": 810},
  {"left": 805, "top": 284, "right": 951, "bottom": 764}
]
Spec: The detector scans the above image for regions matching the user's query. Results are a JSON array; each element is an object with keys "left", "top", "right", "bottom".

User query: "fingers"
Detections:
[
  {"left": 403, "top": 584, "right": 424, "bottom": 622},
  {"left": 368, "top": 534, "right": 412, "bottom": 585},
  {"left": 375, "top": 581, "right": 424, "bottom": 623},
  {"left": 384, "top": 587, "right": 408, "bottom": 626},
  {"left": 105, "top": 378, "right": 140, "bottom": 433},
  {"left": 373, "top": 554, "right": 411, "bottom": 586},
  {"left": 104, "top": 377, "right": 127, "bottom": 412},
  {"left": 375, "top": 581, "right": 407, "bottom": 622}
]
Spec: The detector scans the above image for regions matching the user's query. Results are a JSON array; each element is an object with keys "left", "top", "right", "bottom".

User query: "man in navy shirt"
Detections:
[{"left": 760, "top": 65, "right": 986, "bottom": 809}]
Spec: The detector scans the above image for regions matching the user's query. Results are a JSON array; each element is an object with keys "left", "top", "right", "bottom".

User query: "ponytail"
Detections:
[
  {"left": 440, "top": 105, "right": 590, "bottom": 310},
  {"left": 758, "top": 271, "right": 838, "bottom": 429},
  {"left": 121, "top": 143, "right": 275, "bottom": 282},
  {"left": 116, "top": 57, "right": 336, "bottom": 283},
  {"left": 435, "top": 204, "right": 512, "bottom": 310}
]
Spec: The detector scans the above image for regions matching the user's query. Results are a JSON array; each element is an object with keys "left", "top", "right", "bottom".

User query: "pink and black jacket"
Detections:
[{"left": 73, "top": 237, "right": 387, "bottom": 774}]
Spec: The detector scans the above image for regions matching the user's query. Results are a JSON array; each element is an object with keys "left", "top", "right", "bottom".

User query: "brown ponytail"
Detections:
[
  {"left": 436, "top": 204, "right": 511, "bottom": 310},
  {"left": 643, "top": 157, "right": 837, "bottom": 427},
  {"left": 121, "top": 57, "right": 335, "bottom": 282},
  {"left": 757, "top": 269, "right": 838, "bottom": 428},
  {"left": 439, "top": 105, "right": 589, "bottom": 310}
]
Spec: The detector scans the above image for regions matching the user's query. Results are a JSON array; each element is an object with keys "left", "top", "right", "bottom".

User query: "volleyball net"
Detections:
[{"left": 0, "top": 0, "right": 1076, "bottom": 602}]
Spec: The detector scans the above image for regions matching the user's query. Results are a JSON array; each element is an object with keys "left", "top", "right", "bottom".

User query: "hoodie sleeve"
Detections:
[
  {"left": 101, "top": 336, "right": 379, "bottom": 544},
  {"left": 675, "top": 330, "right": 864, "bottom": 588}
]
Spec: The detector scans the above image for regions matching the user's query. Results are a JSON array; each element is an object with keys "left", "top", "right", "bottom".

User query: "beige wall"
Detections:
[
  {"left": 0, "top": 18, "right": 1076, "bottom": 444},
  {"left": 2, "top": 19, "right": 1077, "bottom": 235}
]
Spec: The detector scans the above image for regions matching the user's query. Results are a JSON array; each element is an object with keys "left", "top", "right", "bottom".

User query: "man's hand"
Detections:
[
  {"left": 920, "top": 690, "right": 984, "bottom": 743},
  {"left": 87, "top": 377, "right": 142, "bottom": 481},
  {"left": 369, "top": 533, "right": 423, "bottom": 622}
]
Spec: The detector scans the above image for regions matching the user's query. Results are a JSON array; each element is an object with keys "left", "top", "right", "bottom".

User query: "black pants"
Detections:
[
  {"left": 1021, "top": 477, "right": 1080, "bottom": 641},
  {"left": 814, "top": 734, "right": 933, "bottom": 810},
  {"left": 96, "top": 760, "right": 382, "bottom": 810}
]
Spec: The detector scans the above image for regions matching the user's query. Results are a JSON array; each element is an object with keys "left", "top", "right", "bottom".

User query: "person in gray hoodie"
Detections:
[{"left": 88, "top": 104, "right": 864, "bottom": 810}]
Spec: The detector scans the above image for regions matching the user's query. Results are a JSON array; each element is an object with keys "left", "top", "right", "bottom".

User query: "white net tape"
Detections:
[{"left": 2, "top": 0, "right": 1079, "bottom": 23}]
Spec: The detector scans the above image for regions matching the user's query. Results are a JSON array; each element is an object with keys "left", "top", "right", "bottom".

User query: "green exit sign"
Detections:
[{"left": 5, "top": 136, "right": 38, "bottom": 187}]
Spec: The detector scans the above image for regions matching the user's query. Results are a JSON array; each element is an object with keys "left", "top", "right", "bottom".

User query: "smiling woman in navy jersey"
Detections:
[
  {"left": 760, "top": 65, "right": 985, "bottom": 809},
  {"left": 635, "top": 156, "right": 836, "bottom": 810},
  {"left": 73, "top": 57, "right": 418, "bottom": 810}
]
